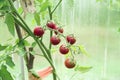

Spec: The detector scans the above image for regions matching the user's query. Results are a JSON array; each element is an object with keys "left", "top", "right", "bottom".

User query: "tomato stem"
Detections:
[
  {"left": 48, "top": 6, "right": 53, "bottom": 50},
  {"left": 47, "top": 2, "right": 63, "bottom": 80},
  {"left": 40, "top": 40, "right": 53, "bottom": 60}
]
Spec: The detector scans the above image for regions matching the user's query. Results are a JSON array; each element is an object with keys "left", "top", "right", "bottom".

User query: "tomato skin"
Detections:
[
  {"left": 46, "top": 21, "right": 57, "bottom": 29},
  {"left": 54, "top": 27, "right": 64, "bottom": 35},
  {"left": 64, "top": 58, "right": 76, "bottom": 68},
  {"left": 66, "top": 35, "right": 76, "bottom": 45},
  {"left": 50, "top": 36, "right": 61, "bottom": 45},
  {"left": 59, "top": 45, "right": 69, "bottom": 54},
  {"left": 34, "top": 27, "right": 44, "bottom": 37}
]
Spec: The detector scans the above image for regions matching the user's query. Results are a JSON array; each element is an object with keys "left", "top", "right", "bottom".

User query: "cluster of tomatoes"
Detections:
[{"left": 33, "top": 21, "right": 76, "bottom": 69}]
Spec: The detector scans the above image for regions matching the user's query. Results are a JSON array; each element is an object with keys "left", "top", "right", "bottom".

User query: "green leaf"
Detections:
[
  {"left": 17, "top": 40, "right": 26, "bottom": 48},
  {"left": 23, "top": 40, "right": 30, "bottom": 46},
  {"left": 0, "top": 0, "right": 4, "bottom": 9},
  {"left": 17, "top": 41, "right": 24, "bottom": 48},
  {"left": 0, "top": 54, "right": 7, "bottom": 63},
  {"left": 118, "top": 28, "right": 120, "bottom": 32},
  {"left": 96, "top": 0, "right": 103, "bottom": 2},
  {"left": 71, "top": 46, "right": 81, "bottom": 54},
  {"left": 31, "top": 42, "right": 37, "bottom": 48},
  {"left": 0, "top": 5, "right": 9, "bottom": 11},
  {"left": 5, "top": 13, "right": 15, "bottom": 36},
  {"left": 5, "top": 45, "right": 14, "bottom": 52},
  {"left": 5, "top": 56, "right": 15, "bottom": 68},
  {"left": 79, "top": 45, "right": 89, "bottom": 56},
  {"left": 0, "top": 0, "right": 10, "bottom": 12},
  {"left": 17, "top": 7, "right": 23, "bottom": 14},
  {"left": 74, "top": 65, "right": 92, "bottom": 73},
  {"left": 40, "top": 1, "right": 51, "bottom": 12},
  {"left": 51, "top": 48, "right": 58, "bottom": 54},
  {"left": 0, "top": 77, "right": 2, "bottom": 80},
  {"left": 17, "top": 48, "right": 26, "bottom": 56},
  {"left": 16, "top": 39, "right": 30, "bottom": 47},
  {"left": 36, "top": 0, "right": 44, "bottom": 3},
  {"left": 34, "top": 12, "right": 40, "bottom": 25},
  {"left": 0, "top": 65, "right": 13, "bottom": 80},
  {"left": 0, "top": 44, "right": 8, "bottom": 51},
  {"left": 0, "top": 0, "right": 6, "bottom": 9}
]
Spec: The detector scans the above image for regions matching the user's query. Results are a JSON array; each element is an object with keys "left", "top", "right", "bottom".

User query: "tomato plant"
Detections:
[{"left": 0, "top": 0, "right": 92, "bottom": 80}]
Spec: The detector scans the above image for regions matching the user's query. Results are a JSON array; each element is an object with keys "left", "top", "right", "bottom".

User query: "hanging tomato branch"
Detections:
[{"left": 0, "top": 0, "right": 91, "bottom": 80}]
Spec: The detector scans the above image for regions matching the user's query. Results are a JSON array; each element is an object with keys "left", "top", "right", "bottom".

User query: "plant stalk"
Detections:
[
  {"left": 47, "top": 0, "right": 63, "bottom": 79},
  {"left": 15, "top": 23, "right": 27, "bottom": 80},
  {"left": 51, "top": 0, "right": 62, "bottom": 14},
  {"left": 8, "top": 0, "right": 62, "bottom": 80}
]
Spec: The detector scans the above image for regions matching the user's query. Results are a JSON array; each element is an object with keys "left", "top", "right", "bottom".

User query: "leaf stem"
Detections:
[
  {"left": 51, "top": 0, "right": 62, "bottom": 14},
  {"left": 12, "top": 14, "right": 31, "bottom": 35},
  {"left": 48, "top": 6, "right": 57, "bottom": 80},
  {"left": 48, "top": 6, "right": 52, "bottom": 20},
  {"left": 47, "top": 1, "right": 63, "bottom": 80},
  {"left": 48, "top": 6, "right": 53, "bottom": 50}
]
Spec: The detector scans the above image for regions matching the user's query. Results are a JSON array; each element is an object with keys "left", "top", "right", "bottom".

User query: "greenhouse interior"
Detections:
[{"left": 0, "top": 0, "right": 120, "bottom": 80}]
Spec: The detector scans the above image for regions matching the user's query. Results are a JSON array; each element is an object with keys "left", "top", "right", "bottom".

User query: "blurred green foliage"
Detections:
[
  {"left": 54, "top": 0, "right": 120, "bottom": 27},
  {"left": 96, "top": 0, "right": 120, "bottom": 30}
]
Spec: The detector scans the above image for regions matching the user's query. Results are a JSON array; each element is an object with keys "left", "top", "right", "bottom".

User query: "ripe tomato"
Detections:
[
  {"left": 66, "top": 35, "right": 76, "bottom": 45},
  {"left": 46, "top": 21, "right": 57, "bottom": 29},
  {"left": 54, "top": 27, "right": 64, "bottom": 35},
  {"left": 50, "top": 36, "right": 61, "bottom": 45},
  {"left": 59, "top": 45, "right": 69, "bottom": 54},
  {"left": 64, "top": 58, "right": 76, "bottom": 68},
  {"left": 34, "top": 27, "right": 44, "bottom": 37}
]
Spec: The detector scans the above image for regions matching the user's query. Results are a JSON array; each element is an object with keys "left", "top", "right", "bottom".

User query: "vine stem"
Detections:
[
  {"left": 48, "top": 6, "right": 52, "bottom": 20},
  {"left": 47, "top": 5, "right": 57, "bottom": 80},
  {"left": 51, "top": 0, "right": 62, "bottom": 14},
  {"left": 14, "top": 11, "right": 57, "bottom": 80},
  {"left": 40, "top": 40, "right": 52, "bottom": 60},
  {"left": 48, "top": 6, "right": 53, "bottom": 50},
  {"left": 8, "top": 0, "right": 29, "bottom": 79},
  {"left": 13, "top": 11, "right": 54, "bottom": 68},
  {"left": 47, "top": 0, "right": 62, "bottom": 80},
  {"left": 8, "top": 0, "right": 62, "bottom": 80},
  {"left": 11, "top": 8, "right": 51, "bottom": 63},
  {"left": 48, "top": 0, "right": 63, "bottom": 49}
]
